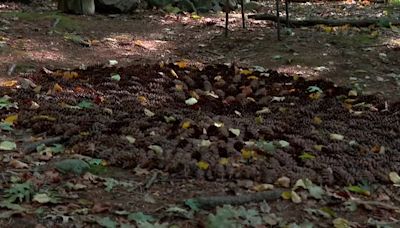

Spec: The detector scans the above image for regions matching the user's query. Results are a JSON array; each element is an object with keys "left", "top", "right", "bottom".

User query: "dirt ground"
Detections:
[{"left": 0, "top": 1, "right": 400, "bottom": 227}]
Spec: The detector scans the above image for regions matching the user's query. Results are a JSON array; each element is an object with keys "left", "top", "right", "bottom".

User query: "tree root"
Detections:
[
  {"left": 248, "top": 14, "right": 400, "bottom": 27},
  {"left": 186, "top": 189, "right": 283, "bottom": 209}
]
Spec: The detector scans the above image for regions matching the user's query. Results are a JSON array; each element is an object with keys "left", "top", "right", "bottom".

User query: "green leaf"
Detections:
[
  {"left": 184, "top": 199, "right": 200, "bottom": 212},
  {"left": 306, "top": 86, "right": 323, "bottom": 93},
  {"left": 51, "top": 144, "right": 65, "bottom": 153},
  {"left": 277, "top": 140, "right": 290, "bottom": 148},
  {"left": 111, "top": 74, "right": 121, "bottom": 81},
  {"left": 207, "top": 205, "right": 238, "bottom": 228},
  {"left": 104, "top": 178, "right": 118, "bottom": 192},
  {"left": 308, "top": 185, "right": 325, "bottom": 199},
  {"left": 128, "top": 212, "right": 156, "bottom": 224},
  {"left": 299, "top": 152, "right": 315, "bottom": 161},
  {"left": 346, "top": 185, "right": 370, "bottom": 196},
  {"left": 4, "top": 182, "right": 34, "bottom": 203},
  {"left": 0, "top": 140, "right": 16, "bottom": 151},
  {"left": 55, "top": 159, "right": 90, "bottom": 175},
  {"left": 0, "top": 95, "right": 18, "bottom": 110},
  {"left": 185, "top": 97, "right": 198, "bottom": 106},
  {"left": 77, "top": 100, "right": 93, "bottom": 109},
  {"left": 255, "top": 140, "right": 276, "bottom": 154},
  {"left": 0, "top": 122, "right": 14, "bottom": 131},
  {"left": 97, "top": 217, "right": 117, "bottom": 228}
]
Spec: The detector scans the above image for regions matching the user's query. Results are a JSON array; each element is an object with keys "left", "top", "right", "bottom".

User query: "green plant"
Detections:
[{"left": 4, "top": 181, "right": 35, "bottom": 203}]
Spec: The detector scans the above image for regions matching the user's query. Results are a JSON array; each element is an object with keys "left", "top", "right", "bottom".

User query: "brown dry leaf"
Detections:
[
  {"left": 9, "top": 159, "right": 29, "bottom": 169},
  {"left": 63, "top": 71, "right": 79, "bottom": 80},
  {"left": 92, "top": 202, "right": 111, "bottom": 213},
  {"left": 53, "top": 83, "right": 63, "bottom": 93},
  {"left": 175, "top": 60, "right": 189, "bottom": 69},
  {"left": 137, "top": 96, "right": 149, "bottom": 106},
  {"left": 44, "top": 170, "right": 61, "bottom": 183},
  {"left": 312, "top": 116, "right": 322, "bottom": 125}
]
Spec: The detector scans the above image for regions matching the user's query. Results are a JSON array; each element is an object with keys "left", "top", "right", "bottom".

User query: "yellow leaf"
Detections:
[
  {"left": 138, "top": 96, "right": 148, "bottom": 105},
  {"left": 189, "top": 91, "right": 200, "bottom": 100},
  {"left": 181, "top": 121, "right": 191, "bottom": 129},
  {"left": 247, "top": 76, "right": 259, "bottom": 80},
  {"left": 175, "top": 84, "right": 184, "bottom": 92},
  {"left": 312, "top": 116, "right": 322, "bottom": 125},
  {"left": 31, "top": 115, "right": 56, "bottom": 121},
  {"left": 53, "top": 83, "right": 63, "bottom": 93},
  {"left": 191, "top": 14, "right": 201, "bottom": 20},
  {"left": 159, "top": 61, "right": 165, "bottom": 68},
  {"left": 219, "top": 158, "right": 229, "bottom": 165},
  {"left": 4, "top": 114, "right": 18, "bottom": 124},
  {"left": 313, "top": 145, "right": 323, "bottom": 151},
  {"left": 63, "top": 71, "right": 79, "bottom": 80},
  {"left": 241, "top": 148, "right": 254, "bottom": 160},
  {"left": 0, "top": 80, "right": 18, "bottom": 87},
  {"left": 309, "top": 92, "right": 321, "bottom": 100},
  {"left": 239, "top": 69, "right": 253, "bottom": 75},
  {"left": 175, "top": 60, "right": 189, "bottom": 69},
  {"left": 281, "top": 191, "right": 292, "bottom": 200},
  {"left": 197, "top": 161, "right": 209, "bottom": 170}
]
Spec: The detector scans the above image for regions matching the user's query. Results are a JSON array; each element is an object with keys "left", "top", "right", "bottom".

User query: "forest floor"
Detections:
[{"left": 0, "top": 1, "right": 400, "bottom": 227}]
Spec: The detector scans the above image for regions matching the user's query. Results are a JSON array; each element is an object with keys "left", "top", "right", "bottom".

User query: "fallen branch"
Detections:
[
  {"left": 21, "top": 136, "right": 66, "bottom": 154},
  {"left": 186, "top": 190, "right": 282, "bottom": 209},
  {"left": 248, "top": 14, "right": 400, "bottom": 27}
]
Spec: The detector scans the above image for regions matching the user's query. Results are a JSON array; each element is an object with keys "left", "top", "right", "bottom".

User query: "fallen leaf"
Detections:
[
  {"left": 9, "top": 159, "right": 28, "bottom": 169},
  {"left": 197, "top": 161, "right": 209, "bottom": 170},
  {"left": 144, "top": 108, "right": 155, "bottom": 117},
  {"left": 4, "top": 114, "right": 17, "bottom": 125},
  {"left": 185, "top": 97, "right": 198, "bottom": 105},
  {"left": 96, "top": 216, "right": 117, "bottom": 228},
  {"left": 254, "top": 184, "right": 274, "bottom": 192},
  {"left": 229, "top": 128, "right": 241, "bottom": 137},
  {"left": 148, "top": 145, "right": 163, "bottom": 155},
  {"left": 0, "top": 141, "right": 16, "bottom": 151},
  {"left": 333, "top": 217, "right": 351, "bottom": 228},
  {"left": 33, "top": 193, "right": 52, "bottom": 204},
  {"left": 55, "top": 159, "right": 90, "bottom": 175},
  {"left": 0, "top": 80, "right": 17, "bottom": 87},
  {"left": 275, "top": 176, "right": 290, "bottom": 188},
  {"left": 181, "top": 121, "right": 191, "bottom": 129},
  {"left": 389, "top": 172, "right": 400, "bottom": 184},
  {"left": 330, "top": 133, "right": 344, "bottom": 141},
  {"left": 175, "top": 60, "right": 189, "bottom": 68},
  {"left": 125, "top": 136, "right": 136, "bottom": 144},
  {"left": 53, "top": 83, "right": 63, "bottom": 93},
  {"left": 241, "top": 148, "right": 254, "bottom": 160},
  {"left": 110, "top": 74, "right": 121, "bottom": 81}
]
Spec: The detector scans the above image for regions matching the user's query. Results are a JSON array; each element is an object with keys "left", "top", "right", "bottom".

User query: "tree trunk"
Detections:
[{"left": 58, "top": 0, "right": 95, "bottom": 15}]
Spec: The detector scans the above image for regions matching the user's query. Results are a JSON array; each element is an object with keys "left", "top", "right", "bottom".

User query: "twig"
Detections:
[
  {"left": 21, "top": 136, "right": 66, "bottom": 154},
  {"left": 145, "top": 172, "right": 159, "bottom": 190},
  {"left": 350, "top": 199, "right": 400, "bottom": 211},
  {"left": 7, "top": 64, "right": 16, "bottom": 76},
  {"left": 186, "top": 189, "right": 283, "bottom": 209}
]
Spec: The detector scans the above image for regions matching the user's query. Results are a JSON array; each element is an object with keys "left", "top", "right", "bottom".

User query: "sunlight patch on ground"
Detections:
[
  {"left": 276, "top": 65, "right": 325, "bottom": 79},
  {"left": 26, "top": 50, "right": 65, "bottom": 62},
  {"left": 387, "top": 37, "right": 400, "bottom": 48}
]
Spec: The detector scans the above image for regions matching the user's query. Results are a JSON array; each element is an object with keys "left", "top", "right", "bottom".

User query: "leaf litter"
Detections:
[{"left": 1, "top": 61, "right": 400, "bottom": 227}]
